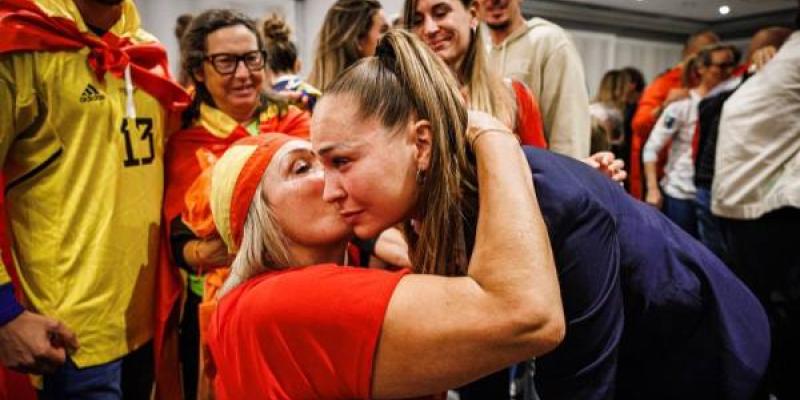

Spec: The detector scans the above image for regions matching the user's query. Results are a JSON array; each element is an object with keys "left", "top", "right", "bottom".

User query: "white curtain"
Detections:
[{"left": 567, "top": 29, "right": 684, "bottom": 98}]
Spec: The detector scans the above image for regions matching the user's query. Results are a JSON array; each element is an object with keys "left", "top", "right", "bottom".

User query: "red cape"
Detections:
[{"left": 0, "top": 0, "right": 190, "bottom": 113}]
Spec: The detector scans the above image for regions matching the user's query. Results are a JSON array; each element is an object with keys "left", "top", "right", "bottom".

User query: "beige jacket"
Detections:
[
  {"left": 488, "top": 18, "right": 590, "bottom": 159},
  {"left": 712, "top": 31, "right": 800, "bottom": 220}
]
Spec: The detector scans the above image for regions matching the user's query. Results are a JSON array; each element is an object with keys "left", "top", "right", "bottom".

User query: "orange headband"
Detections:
[{"left": 211, "top": 133, "right": 294, "bottom": 252}]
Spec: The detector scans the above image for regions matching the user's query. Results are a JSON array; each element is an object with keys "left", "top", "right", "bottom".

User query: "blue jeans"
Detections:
[
  {"left": 693, "top": 187, "right": 730, "bottom": 265},
  {"left": 39, "top": 342, "right": 153, "bottom": 400},
  {"left": 662, "top": 193, "right": 698, "bottom": 238},
  {"left": 40, "top": 357, "right": 122, "bottom": 400}
]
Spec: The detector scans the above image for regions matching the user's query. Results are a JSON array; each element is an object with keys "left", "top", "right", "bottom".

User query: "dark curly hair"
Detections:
[{"left": 180, "top": 8, "right": 285, "bottom": 128}]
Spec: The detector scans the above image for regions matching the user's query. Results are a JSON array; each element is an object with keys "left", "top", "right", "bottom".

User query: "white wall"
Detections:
[
  {"left": 567, "top": 29, "right": 683, "bottom": 98},
  {"left": 135, "top": 0, "right": 403, "bottom": 78},
  {"left": 134, "top": 0, "right": 687, "bottom": 96}
]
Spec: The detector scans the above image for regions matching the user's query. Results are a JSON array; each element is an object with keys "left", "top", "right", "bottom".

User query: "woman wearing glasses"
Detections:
[
  {"left": 163, "top": 9, "right": 310, "bottom": 399},
  {"left": 642, "top": 44, "right": 738, "bottom": 237}
]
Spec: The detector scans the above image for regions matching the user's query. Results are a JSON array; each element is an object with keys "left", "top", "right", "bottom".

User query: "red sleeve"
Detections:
[
  {"left": 512, "top": 80, "right": 547, "bottom": 148},
  {"left": 210, "top": 265, "right": 409, "bottom": 399},
  {"left": 629, "top": 67, "right": 682, "bottom": 199}
]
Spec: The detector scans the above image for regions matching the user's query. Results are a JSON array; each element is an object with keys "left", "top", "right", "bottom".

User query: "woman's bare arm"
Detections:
[{"left": 372, "top": 112, "right": 564, "bottom": 398}]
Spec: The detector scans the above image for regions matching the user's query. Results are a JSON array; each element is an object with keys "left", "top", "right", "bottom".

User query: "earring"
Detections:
[{"left": 416, "top": 169, "right": 426, "bottom": 185}]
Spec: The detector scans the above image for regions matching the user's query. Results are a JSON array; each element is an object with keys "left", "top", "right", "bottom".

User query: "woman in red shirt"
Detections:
[{"left": 201, "top": 114, "right": 563, "bottom": 398}]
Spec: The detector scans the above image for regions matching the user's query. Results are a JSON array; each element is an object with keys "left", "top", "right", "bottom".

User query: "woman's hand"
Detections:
[
  {"left": 372, "top": 227, "right": 412, "bottom": 270},
  {"left": 584, "top": 151, "right": 627, "bottom": 183},
  {"left": 184, "top": 237, "right": 232, "bottom": 273},
  {"left": 466, "top": 110, "right": 518, "bottom": 148}
]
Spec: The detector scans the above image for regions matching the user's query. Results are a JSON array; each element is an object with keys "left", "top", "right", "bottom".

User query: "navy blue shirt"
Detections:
[{"left": 523, "top": 147, "right": 769, "bottom": 399}]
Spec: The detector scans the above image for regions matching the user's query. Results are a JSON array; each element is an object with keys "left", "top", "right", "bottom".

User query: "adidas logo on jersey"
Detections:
[{"left": 79, "top": 84, "right": 105, "bottom": 103}]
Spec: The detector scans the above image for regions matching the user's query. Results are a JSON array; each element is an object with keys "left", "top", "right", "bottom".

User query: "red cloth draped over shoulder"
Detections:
[
  {"left": 512, "top": 80, "right": 548, "bottom": 148},
  {"left": 0, "top": 1, "right": 188, "bottom": 397},
  {"left": 629, "top": 66, "right": 682, "bottom": 199},
  {"left": 0, "top": 0, "right": 190, "bottom": 113},
  {"left": 207, "top": 264, "right": 408, "bottom": 400}
]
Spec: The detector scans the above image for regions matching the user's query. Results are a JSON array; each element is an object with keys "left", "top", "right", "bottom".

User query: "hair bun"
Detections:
[{"left": 262, "top": 13, "right": 291, "bottom": 43}]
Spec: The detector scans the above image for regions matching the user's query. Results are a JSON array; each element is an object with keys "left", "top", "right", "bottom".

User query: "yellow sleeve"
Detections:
[{"left": 0, "top": 53, "right": 40, "bottom": 285}]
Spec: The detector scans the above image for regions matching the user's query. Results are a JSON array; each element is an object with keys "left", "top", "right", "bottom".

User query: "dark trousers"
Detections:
[
  {"left": 662, "top": 193, "right": 698, "bottom": 238},
  {"left": 694, "top": 187, "right": 730, "bottom": 265},
  {"left": 40, "top": 341, "right": 153, "bottom": 400},
  {"left": 720, "top": 207, "right": 800, "bottom": 400},
  {"left": 457, "top": 368, "right": 510, "bottom": 400},
  {"left": 179, "top": 290, "right": 201, "bottom": 400}
]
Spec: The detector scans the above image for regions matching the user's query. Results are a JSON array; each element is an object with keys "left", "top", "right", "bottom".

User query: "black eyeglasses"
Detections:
[{"left": 204, "top": 50, "right": 266, "bottom": 75}]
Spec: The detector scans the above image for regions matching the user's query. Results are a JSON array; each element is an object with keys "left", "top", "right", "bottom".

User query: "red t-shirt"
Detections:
[{"left": 207, "top": 264, "right": 409, "bottom": 399}]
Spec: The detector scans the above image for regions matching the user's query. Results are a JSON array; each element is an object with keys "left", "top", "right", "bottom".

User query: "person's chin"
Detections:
[{"left": 353, "top": 221, "right": 386, "bottom": 242}]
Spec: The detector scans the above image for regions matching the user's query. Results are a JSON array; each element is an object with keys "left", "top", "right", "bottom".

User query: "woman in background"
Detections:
[
  {"left": 405, "top": 0, "right": 546, "bottom": 148},
  {"left": 164, "top": 9, "right": 309, "bottom": 399},
  {"left": 643, "top": 44, "right": 737, "bottom": 237},
  {"left": 262, "top": 13, "right": 321, "bottom": 112},
  {"left": 308, "top": 0, "right": 389, "bottom": 91},
  {"left": 589, "top": 69, "right": 626, "bottom": 154}
]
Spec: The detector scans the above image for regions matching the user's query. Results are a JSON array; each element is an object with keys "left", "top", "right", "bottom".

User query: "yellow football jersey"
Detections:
[{"left": 0, "top": 0, "right": 167, "bottom": 367}]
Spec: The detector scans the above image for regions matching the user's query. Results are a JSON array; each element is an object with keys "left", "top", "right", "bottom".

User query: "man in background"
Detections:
[
  {"left": 479, "top": 0, "right": 590, "bottom": 159},
  {"left": 0, "top": 0, "right": 188, "bottom": 398}
]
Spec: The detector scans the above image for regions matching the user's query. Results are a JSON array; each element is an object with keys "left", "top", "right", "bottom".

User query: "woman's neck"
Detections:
[
  {"left": 288, "top": 242, "right": 350, "bottom": 266},
  {"left": 225, "top": 104, "right": 259, "bottom": 125}
]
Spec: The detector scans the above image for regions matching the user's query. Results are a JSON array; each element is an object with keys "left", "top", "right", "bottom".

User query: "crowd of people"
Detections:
[{"left": 0, "top": 0, "right": 797, "bottom": 399}]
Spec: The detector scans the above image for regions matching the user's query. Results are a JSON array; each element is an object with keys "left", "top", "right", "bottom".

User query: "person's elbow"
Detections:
[{"left": 504, "top": 295, "right": 566, "bottom": 358}]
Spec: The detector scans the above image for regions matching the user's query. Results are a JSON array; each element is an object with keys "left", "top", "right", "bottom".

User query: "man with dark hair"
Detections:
[
  {"left": 478, "top": 0, "right": 590, "bottom": 160},
  {"left": 0, "top": 0, "right": 188, "bottom": 398},
  {"left": 713, "top": 16, "right": 800, "bottom": 400}
]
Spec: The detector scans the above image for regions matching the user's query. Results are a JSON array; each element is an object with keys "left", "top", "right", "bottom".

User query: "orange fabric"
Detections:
[
  {"left": 207, "top": 265, "right": 409, "bottom": 399},
  {"left": 159, "top": 124, "right": 251, "bottom": 400},
  {"left": 227, "top": 134, "right": 293, "bottom": 250},
  {"left": 629, "top": 66, "right": 683, "bottom": 199},
  {"left": 0, "top": 0, "right": 190, "bottom": 113},
  {"left": 512, "top": 80, "right": 548, "bottom": 148}
]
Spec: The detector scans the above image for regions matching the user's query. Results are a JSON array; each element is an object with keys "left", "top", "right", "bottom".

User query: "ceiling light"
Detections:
[{"left": 719, "top": 5, "right": 731, "bottom": 15}]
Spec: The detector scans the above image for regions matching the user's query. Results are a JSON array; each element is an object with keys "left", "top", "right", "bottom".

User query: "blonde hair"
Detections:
[
  {"left": 325, "top": 29, "right": 478, "bottom": 276},
  {"left": 594, "top": 69, "right": 627, "bottom": 111},
  {"left": 307, "top": 0, "right": 383, "bottom": 91},
  {"left": 218, "top": 174, "right": 293, "bottom": 297},
  {"left": 403, "top": 0, "right": 517, "bottom": 129}
]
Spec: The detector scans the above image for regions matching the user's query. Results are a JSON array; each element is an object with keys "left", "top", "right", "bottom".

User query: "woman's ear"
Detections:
[
  {"left": 412, "top": 119, "right": 433, "bottom": 172},
  {"left": 469, "top": 1, "right": 479, "bottom": 29},
  {"left": 294, "top": 59, "right": 302, "bottom": 74},
  {"left": 193, "top": 67, "right": 205, "bottom": 83}
]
